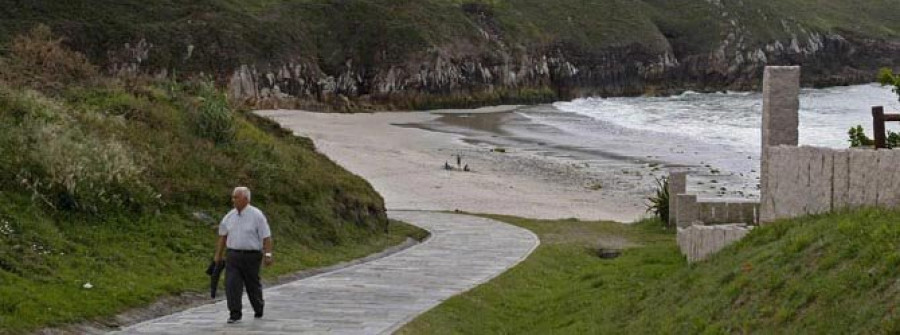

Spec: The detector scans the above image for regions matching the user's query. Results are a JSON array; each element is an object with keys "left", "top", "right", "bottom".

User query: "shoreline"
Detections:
[{"left": 257, "top": 107, "right": 650, "bottom": 223}]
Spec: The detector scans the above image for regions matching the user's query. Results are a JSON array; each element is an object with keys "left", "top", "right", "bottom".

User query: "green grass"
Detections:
[
  {"left": 1, "top": 1, "right": 897, "bottom": 109},
  {"left": 401, "top": 208, "right": 900, "bottom": 334},
  {"left": 0, "top": 215, "right": 424, "bottom": 334},
  {"left": 0, "top": 28, "right": 428, "bottom": 334},
  {"left": 1, "top": 0, "right": 897, "bottom": 71},
  {"left": 398, "top": 215, "right": 680, "bottom": 334}
]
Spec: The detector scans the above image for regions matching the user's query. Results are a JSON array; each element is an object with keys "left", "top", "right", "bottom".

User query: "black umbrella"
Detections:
[{"left": 205, "top": 259, "right": 226, "bottom": 298}]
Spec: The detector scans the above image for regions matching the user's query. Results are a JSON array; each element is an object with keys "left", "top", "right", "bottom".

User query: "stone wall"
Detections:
[
  {"left": 758, "top": 65, "right": 900, "bottom": 222},
  {"left": 674, "top": 66, "right": 793, "bottom": 262},
  {"left": 761, "top": 146, "right": 900, "bottom": 222},
  {"left": 670, "top": 171, "right": 759, "bottom": 263},
  {"left": 675, "top": 65, "right": 899, "bottom": 262},
  {"left": 677, "top": 224, "right": 754, "bottom": 263},
  {"left": 669, "top": 172, "right": 760, "bottom": 228},
  {"left": 676, "top": 194, "right": 759, "bottom": 227}
]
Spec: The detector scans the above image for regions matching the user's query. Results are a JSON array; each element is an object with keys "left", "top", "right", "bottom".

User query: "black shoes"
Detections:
[{"left": 227, "top": 311, "right": 261, "bottom": 323}]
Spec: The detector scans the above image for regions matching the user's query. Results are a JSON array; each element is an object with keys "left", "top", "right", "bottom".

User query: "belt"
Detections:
[{"left": 227, "top": 249, "right": 261, "bottom": 254}]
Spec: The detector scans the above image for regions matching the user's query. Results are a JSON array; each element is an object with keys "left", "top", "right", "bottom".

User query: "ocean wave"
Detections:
[{"left": 549, "top": 84, "right": 900, "bottom": 150}]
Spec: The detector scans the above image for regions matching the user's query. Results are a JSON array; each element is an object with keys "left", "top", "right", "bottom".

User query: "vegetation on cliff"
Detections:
[
  {"left": 0, "top": 26, "right": 425, "bottom": 333},
  {"left": 1, "top": 1, "right": 898, "bottom": 110}
]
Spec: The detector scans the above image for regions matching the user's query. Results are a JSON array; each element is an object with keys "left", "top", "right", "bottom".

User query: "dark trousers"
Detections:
[{"left": 225, "top": 250, "right": 264, "bottom": 319}]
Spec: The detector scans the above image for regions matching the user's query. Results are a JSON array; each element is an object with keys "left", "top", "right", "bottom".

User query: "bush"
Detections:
[
  {"left": 849, "top": 125, "right": 874, "bottom": 148},
  {"left": 1, "top": 24, "right": 97, "bottom": 91},
  {"left": 646, "top": 176, "right": 670, "bottom": 226},
  {"left": 848, "top": 124, "right": 900, "bottom": 149},
  {"left": 878, "top": 68, "right": 900, "bottom": 102},
  {"left": 847, "top": 71, "right": 900, "bottom": 149},
  {"left": 0, "top": 85, "right": 156, "bottom": 213},
  {"left": 186, "top": 80, "right": 236, "bottom": 145}
]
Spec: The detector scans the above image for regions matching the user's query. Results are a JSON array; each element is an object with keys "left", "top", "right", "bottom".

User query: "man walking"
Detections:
[{"left": 214, "top": 186, "right": 274, "bottom": 324}]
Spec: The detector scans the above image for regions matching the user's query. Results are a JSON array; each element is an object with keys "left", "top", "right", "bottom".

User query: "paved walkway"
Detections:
[{"left": 116, "top": 211, "right": 539, "bottom": 334}]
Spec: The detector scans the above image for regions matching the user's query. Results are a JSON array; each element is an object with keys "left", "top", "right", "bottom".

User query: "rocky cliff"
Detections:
[{"left": 4, "top": 0, "right": 899, "bottom": 111}]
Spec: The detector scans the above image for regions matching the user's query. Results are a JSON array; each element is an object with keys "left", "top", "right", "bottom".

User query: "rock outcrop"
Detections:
[{"left": 7, "top": 1, "right": 897, "bottom": 111}]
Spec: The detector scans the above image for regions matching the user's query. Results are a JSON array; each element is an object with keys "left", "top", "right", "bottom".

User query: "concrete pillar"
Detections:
[
  {"left": 760, "top": 66, "right": 800, "bottom": 224},
  {"left": 676, "top": 194, "right": 699, "bottom": 228},
  {"left": 667, "top": 172, "right": 688, "bottom": 227}
]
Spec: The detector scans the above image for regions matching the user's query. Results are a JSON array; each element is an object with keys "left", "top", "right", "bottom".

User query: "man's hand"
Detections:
[{"left": 263, "top": 237, "right": 274, "bottom": 267}]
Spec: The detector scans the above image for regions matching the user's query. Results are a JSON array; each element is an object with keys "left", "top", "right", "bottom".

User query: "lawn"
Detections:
[{"left": 401, "top": 208, "right": 900, "bottom": 333}]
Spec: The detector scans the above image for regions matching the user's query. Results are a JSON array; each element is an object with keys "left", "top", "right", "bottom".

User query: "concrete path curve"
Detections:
[{"left": 116, "top": 211, "right": 539, "bottom": 334}]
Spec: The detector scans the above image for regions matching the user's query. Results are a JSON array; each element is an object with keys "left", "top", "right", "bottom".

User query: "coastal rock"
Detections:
[{"left": 25, "top": 1, "right": 896, "bottom": 111}]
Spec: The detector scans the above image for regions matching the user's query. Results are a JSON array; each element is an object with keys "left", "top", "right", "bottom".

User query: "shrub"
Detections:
[
  {"left": 848, "top": 125, "right": 900, "bottom": 149},
  {"left": 646, "top": 176, "right": 670, "bottom": 226},
  {"left": 1, "top": 24, "right": 97, "bottom": 91},
  {"left": 878, "top": 68, "right": 900, "bottom": 102},
  {"left": 186, "top": 80, "right": 236, "bottom": 145},
  {"left": 849, "top": 125, "right": 874, "bottom": 148},
  {"left": 0, "top": 85, "right": 156, "bottom": 213}
]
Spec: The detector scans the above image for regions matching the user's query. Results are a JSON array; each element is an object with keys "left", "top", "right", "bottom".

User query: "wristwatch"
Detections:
[{"left": 264, "top": 252, "right": 273, "bottom": 258}]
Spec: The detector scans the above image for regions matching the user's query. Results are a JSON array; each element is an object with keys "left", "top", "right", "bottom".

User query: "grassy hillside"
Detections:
[
  {"left": 401, "top": 208, "right": 900, "bottom": 333},
  {"left": 1, "top": 0, "right": 897, "bottom": 78},
  {"left": 0, "top": 26, "right": 426, "bottom": 334},
  {"left": 3, "top": 0, "right": 898, "bottom": 61}
]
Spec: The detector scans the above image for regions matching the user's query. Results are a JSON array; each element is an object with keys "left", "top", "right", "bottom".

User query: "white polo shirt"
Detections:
[{"left": 218, "top": 205, "right": 271, "bottom": 251}]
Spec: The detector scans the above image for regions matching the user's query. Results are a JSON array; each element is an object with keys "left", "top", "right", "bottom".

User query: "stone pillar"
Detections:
[
  {"left": 761, "top": 66, "right": 801, "bottom": 149},
  {"left": 760, "top": 66, "right": 800, "bottom": 224},
  {"left": 676, "top": 194, "right": 699, "bottom": 228},
  {"left": 667, "top": 171, "right": 688, "bottom": 227}
]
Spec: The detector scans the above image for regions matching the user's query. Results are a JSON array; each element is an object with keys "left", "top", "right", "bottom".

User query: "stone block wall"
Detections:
[
  {"left": 675, "top": 65, "right": 900, "bottom": 261},
  {"left": 669, "top": 172, "right": 760, "bottom": 228},
  {"left": 676, "top": 224, "right": 754, "bottom": 263},
  {"left": 761, "top": 146, "right": 900, "bottom": 222},
  {"left": 674, "top": 194, "right": 759, "bottom": 227}
]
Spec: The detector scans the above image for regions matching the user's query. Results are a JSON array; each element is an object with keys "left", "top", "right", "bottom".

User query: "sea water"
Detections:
[{"left": 512, "top": 84, "right": 900, "bottom": 198}]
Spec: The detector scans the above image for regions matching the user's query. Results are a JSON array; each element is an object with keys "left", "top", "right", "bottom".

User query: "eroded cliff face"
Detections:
[
  {"left": 95, "top": 3, "right": 899, "bottom": 111},
  {"left": 216, "top": 34, "right": 896, "bottom": 111}
]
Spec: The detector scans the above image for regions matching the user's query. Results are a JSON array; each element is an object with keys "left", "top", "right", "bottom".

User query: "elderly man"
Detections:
[{"left": 213, "top": 186, "right": 274, "bottom": 324}]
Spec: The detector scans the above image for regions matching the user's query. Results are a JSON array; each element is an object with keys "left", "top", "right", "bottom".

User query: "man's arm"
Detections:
[{"left": 214, "top": 236, "right": 227, "bottom": 262}]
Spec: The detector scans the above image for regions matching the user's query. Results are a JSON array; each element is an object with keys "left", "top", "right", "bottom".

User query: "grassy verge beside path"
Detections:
[
  {"left": 0, "top": 26, "right": 428, "bottom": 334},
  {"left": 401, "top": 209, "right": 900, "bottom": 334}
]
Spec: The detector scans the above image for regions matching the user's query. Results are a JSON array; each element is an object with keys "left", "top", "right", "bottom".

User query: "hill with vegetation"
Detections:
[
  {"left": 0, "top": 26, "right": 426, "bottom": 334},
  {"left": 401, "top": 209, "right": 900, "bottom": 333},
  {"left": 1, "top": 0, "right": 898, "bottom": 110}
]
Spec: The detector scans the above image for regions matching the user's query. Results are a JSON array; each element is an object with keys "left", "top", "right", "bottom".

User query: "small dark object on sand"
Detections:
[
  {"left": 463, "top": 164, "right": 470, "bottom": 172},
  {"left": 444, "top": 161, "right": 453, "bottom": 170}
]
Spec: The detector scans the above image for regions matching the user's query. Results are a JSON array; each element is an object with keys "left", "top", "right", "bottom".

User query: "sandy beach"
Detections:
[{"left": 256, "top": 107, "right": 650, "bottom": 222}]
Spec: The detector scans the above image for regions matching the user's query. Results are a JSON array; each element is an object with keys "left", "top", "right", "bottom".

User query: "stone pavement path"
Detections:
[{"left": 116, "top": 211, "right": 539, "bottom": 334}]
